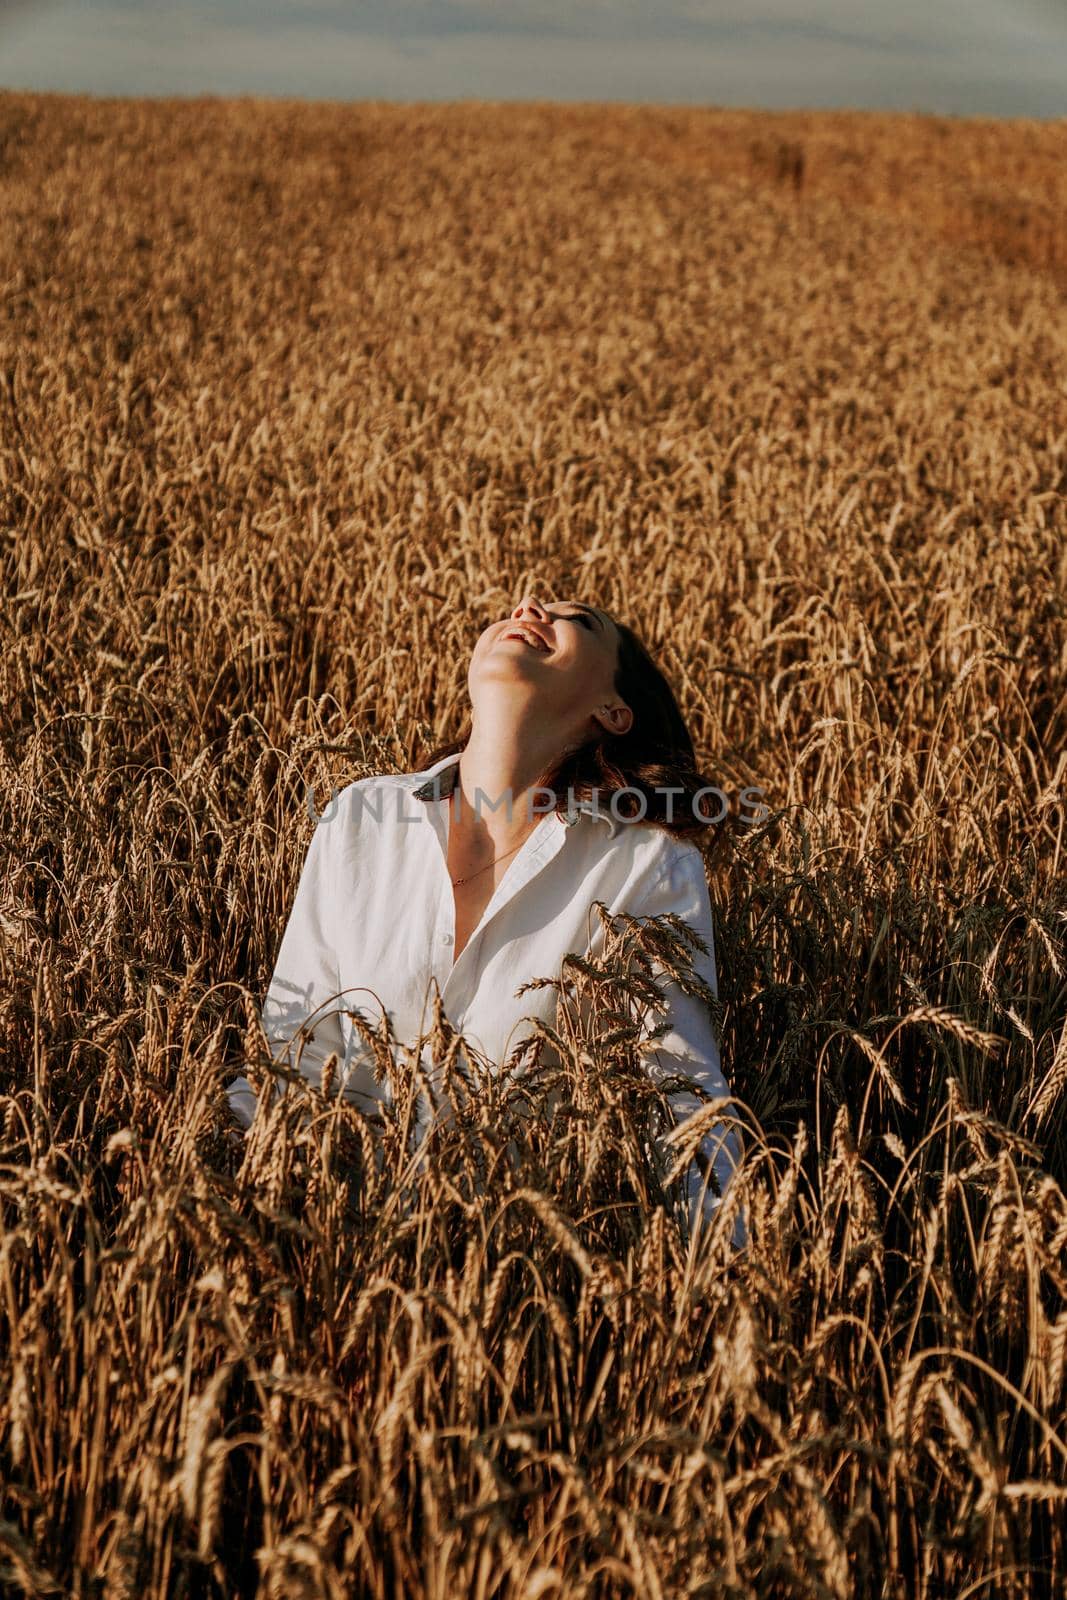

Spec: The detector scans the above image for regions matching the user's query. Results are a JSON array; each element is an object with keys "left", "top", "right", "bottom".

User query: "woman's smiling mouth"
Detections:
[{"left": 500, "top": 624, "right": 552, "bottom": 653}]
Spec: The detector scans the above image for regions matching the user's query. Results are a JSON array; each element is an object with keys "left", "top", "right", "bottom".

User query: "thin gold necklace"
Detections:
[
  {"left": 447, "top": 766, "right": 543, "bottom": 886},
  {"left": 450, "top": 837, "right": 527, "bottom": 888}
]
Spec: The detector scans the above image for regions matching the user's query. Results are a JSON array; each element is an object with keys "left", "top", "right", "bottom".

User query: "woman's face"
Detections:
[{"left": 468, "top": 593, "right": 632, "bottom": 739}]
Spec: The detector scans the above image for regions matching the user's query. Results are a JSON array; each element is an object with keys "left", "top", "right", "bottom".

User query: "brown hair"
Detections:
[{"left": 420, "top": 615, "right": 723, "bottom": 840}]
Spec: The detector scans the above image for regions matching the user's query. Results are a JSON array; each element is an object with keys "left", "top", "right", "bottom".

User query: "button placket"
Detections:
[
  {"left": 413, "top": 783, "right": 457, "bottom": 987},
  {"left": 476, "top": 814, "right": 568, "bottom": 928},
  {"left": 412, "top": 758, "right": 575, "bottom": 997}
]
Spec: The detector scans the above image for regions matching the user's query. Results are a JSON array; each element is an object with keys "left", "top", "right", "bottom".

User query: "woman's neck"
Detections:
[{"left": 454, "top": 712, "right": 567, "bottom": 842}]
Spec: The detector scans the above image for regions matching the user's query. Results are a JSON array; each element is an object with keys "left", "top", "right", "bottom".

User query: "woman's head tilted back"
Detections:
[{"left": 423, "top": 594, "right": 719, "bottom": 839}]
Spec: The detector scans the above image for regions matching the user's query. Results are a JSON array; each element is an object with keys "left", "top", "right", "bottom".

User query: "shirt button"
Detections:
[{"left": 442, "top": 934, "right": 454, "bottom": 946}]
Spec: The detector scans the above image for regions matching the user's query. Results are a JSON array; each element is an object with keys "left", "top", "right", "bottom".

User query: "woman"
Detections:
[{"left": 227, "top": 594, "right": 747, "bottom": 1247}]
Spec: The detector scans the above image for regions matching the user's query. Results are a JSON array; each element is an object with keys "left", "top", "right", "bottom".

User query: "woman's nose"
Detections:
[{"left": 513, "top": 594, "right": 548, "bottom": 621}]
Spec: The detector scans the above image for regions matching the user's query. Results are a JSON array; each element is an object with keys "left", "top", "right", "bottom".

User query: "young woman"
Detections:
[{"left": 227, "top": 594, "right": 747, "bottom": 1247}]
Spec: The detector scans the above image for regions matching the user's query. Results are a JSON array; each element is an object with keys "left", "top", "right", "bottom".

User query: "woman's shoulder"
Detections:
[
  {"left": 322, "top": 765, "right": 434, "bottom": 823},
  {"left": 336, "top": 765, "right": 426, "bottom": 800},
  {"left": 579, "top": 818, "right": 715, "bottom": 944},
  {"left": 585, "top": 807, "right": 709, "bottom": 887},
  {"left": 320, "top": 752, "right": 464, "bottom": 832},
  {"left": 617, "top": 808, "right": 706, "bottom": 863}
]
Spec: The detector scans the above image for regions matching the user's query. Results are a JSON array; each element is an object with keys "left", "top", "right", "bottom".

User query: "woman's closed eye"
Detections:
[{"left": 554, "top": 611, "right": 594, "bottom": 630}]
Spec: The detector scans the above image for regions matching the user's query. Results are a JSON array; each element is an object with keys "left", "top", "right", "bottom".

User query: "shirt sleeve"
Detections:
[
  {"left": 621, "top": 843, "right": 748, "bottom": 1251},
  {"left": 226, "top": 800, "right": 348, "bottom": 1131}
]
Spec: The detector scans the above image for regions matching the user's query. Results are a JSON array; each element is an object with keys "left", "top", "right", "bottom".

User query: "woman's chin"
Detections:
[
  {"left": 478, "top": 646, "right": 548, "bottom": 677},
  {"left": 470, "top": 661, "right": 550, "bottom": 704}
]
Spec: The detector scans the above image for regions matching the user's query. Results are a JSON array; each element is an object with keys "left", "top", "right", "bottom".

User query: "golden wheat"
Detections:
[{"left": 0, "top": 87, "right": 1065, "bottom": 1599}]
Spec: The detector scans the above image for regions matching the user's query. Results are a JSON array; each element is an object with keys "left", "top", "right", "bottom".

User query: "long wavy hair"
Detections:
[{"left": 420, "top": 614, "right": 724, "bottom": 840}]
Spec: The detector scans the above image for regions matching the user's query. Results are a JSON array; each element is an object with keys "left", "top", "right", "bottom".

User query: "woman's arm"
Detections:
[
  {"left": 620, "top": 843, "right": 748, "bottom": 1250},
  {"left": 226, "top": 803, "right": 348, "bottom": 1130}
]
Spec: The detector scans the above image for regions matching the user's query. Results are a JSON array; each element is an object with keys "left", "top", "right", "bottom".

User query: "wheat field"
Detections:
[{"left": 1, "top": 89, "right": 1066, "bottom": 1599}]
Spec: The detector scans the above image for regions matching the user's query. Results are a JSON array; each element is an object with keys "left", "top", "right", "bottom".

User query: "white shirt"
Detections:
[{"left": 227, "top": 750, "right": 747, "bottom": 1246}]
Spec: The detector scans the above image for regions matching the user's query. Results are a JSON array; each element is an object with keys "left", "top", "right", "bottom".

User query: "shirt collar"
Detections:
[{"left": 410, "top": 750, "right": 620, "bottom": 838}]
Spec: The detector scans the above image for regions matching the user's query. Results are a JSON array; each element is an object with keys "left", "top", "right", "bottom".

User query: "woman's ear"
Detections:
[{"left": 593, "top": 701, "right": 633, "bottom": 737}]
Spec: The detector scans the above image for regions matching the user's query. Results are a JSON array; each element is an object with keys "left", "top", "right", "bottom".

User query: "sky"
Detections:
[{"left": 1, "top": 0, "right": 1066, "bottom": 117}]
